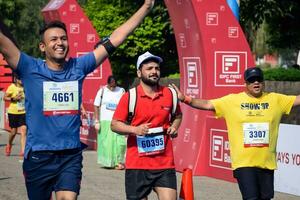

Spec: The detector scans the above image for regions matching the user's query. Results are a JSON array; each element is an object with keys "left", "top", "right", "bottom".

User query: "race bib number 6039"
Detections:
[{"left": 137, "top": 134, "right": 165, "bottom": 156}]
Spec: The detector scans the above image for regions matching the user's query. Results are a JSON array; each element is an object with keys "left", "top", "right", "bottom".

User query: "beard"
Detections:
[{"left": 141, "top": 75, "right": 160, "bottom": 86}]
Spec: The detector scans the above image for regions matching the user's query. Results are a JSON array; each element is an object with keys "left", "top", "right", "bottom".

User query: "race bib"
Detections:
[
  {"left": 17, "top": 99, "right": 25, "bottom": 111},
  {"left": 43, "top": 81, "right": 79, "bottom": 116},
  {"left": 106, "top": 103, "right": 117, "bottom": 110},
  {"left": 136, "top": 127, "right": 165, "bottom": 156},
  {"left": 243, "top": 122, "right": 269, "bottom": 147}
]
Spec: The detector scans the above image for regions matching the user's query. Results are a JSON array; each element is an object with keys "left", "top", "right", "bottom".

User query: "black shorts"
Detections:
[
  {"left": 125, "top": 168, "right": 177, "bottom": 200},
  {"left": 8, "top": 113, "right": 26, "bottom": 128},
  {"left": 233, "top": 167, "right": 274, "bottom": 200}
]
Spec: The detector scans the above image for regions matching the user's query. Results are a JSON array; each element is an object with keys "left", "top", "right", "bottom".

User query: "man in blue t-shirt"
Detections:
[{"left": 0, "top": 1, "right": 155, "bottom": 200}]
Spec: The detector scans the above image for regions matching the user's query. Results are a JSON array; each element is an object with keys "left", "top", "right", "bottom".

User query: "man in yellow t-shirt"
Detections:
[
  {"left": 171, "top": 67, "right": 300, "bottom": 200},
  {"left": 4, "top": 76, "right": 27, "bottom": 157}
]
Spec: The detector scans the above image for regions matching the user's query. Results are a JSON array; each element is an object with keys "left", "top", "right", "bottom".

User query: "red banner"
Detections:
[{"left": 165, "top": 0, "right": 255, "bottom": 182}]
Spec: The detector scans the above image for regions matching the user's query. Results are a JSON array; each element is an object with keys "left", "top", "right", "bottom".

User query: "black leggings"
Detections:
[{"left": 233, "top": 167, "right": 274, "bottom": 200}]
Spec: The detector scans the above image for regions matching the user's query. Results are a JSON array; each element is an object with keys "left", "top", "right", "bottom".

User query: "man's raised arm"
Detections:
[
  {"left": 93, "top": 0, "right": 155, "bottom": 65},
  {"left": 170, "top": 84, "right": 215, "bottom": 111},
  {"left": 0, "top": 20, "right": 20, "bottom": 70}
]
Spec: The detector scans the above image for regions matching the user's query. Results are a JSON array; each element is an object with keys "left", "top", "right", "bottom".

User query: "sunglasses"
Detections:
[{"left": 246, "top": 76, "right": 264, "bottom": 83}]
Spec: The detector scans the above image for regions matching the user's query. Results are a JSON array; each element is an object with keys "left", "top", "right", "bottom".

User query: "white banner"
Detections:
[{"left": 275, "top": 124, "right": 300, "bottom": 196}]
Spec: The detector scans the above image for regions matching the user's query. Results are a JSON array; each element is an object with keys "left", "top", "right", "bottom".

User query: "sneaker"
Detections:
[{"left": 5, "top": 144, "right": 12, "bottom": 156}]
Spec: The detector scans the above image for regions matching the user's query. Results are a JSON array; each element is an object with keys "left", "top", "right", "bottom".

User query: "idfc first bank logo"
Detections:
[
  {"left": 214, "top": 51, "right": 247, "bottom": 87},
  {"left": 183, "top": 57, "right": 201, "bottom": 97},
  {"left": 210, "top": 129, "right": 231, "bottom": 169}
]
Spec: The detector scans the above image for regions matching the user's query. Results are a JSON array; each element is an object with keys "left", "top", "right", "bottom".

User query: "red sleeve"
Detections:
[{"left": 113, "top": 92, "right": 129, "bottom": 122}]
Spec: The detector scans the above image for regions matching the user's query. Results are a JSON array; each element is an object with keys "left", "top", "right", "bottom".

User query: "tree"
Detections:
[
  {"left": 0, "top": 0, "right": 48, "bottom": 57},
  {"left": 0, "top": 0, "right": 25, "bottom": 42},
  {"left": 240, "top": 0, "right": 300, "bottom": 63},
  {"left": 84, "top": 0, "right": 178, "bottom": 87}
]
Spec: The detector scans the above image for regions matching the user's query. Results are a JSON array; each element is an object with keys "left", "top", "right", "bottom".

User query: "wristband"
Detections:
[
  {"left": 102, "top": 38, "right": 116, "bottom": 55},
  {"left": 183, "top": 95, "right": 192, "bottom": 104},
  {"left": 95, "top": 37, "right": 116, "bottom": 55}
]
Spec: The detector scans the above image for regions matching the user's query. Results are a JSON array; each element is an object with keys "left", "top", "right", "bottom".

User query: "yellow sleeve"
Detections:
[
  {"left": 275, "top": 93, "right": 296, "bottom": 115},
  {"left": 211, "top": 94, "right": 232, "bottom": 118}
]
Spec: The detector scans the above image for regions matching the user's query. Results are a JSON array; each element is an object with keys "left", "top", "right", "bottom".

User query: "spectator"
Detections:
[
  {"left": 94, "top": 75, "right": 126, "bottom": 169},
  {"left": 4, "top": 75, "right": 26, "bottom": 158}
]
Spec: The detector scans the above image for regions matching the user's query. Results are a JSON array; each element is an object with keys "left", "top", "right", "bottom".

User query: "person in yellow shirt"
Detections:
[
  {"left": 4, "top": 75, "right": 27, "bottom": 157},
  {"left": 171, "top": 67, "right": 300, "bottom": 200}
]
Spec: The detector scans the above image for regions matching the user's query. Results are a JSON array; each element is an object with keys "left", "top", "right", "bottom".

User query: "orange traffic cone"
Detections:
[{"left": 179, "top": 168, "right": 194, "bottom": 200}]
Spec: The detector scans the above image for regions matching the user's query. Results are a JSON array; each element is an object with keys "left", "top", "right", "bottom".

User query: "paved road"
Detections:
[{"left": 0, "top": 129, "right": 299, "bottom": 200}]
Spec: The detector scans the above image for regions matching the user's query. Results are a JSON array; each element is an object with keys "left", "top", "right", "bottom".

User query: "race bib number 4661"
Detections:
[{"left": 43, "top": 81, "right": 79, "bottom": 116}]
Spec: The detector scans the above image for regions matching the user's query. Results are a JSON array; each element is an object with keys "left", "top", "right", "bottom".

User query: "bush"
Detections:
[
  {"left": 165, "top": 67, "right": 300, "bottom": 81},
  {"left": 263, "top": 67, "right": 300, "bottom": 81},
  {"left": 167, "top": 73, "right": 180, "bottom": 78}
]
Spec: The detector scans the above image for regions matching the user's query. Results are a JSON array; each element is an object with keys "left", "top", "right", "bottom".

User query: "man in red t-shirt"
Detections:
[{"left": 111, "top": 51, "right": 182, "bottom": 200}]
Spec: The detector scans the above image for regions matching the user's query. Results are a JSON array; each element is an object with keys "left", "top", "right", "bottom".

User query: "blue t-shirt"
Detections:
[{"left": 16, "top": 52, "right": 96, "bottom": 158}]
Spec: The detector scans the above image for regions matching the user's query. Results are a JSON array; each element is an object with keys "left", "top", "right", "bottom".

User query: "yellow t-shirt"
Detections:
[
  {"left": 211, "top": 92, "right": 296, "bottom": 170},
  {"left": 6, "top": 83, "right": 25, "bottom": 114}
]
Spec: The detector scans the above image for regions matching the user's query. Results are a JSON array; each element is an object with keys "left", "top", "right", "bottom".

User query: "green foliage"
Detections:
[
  {"left": 0, "top": 0, "right": 48, "bottom": 57},
  {"left": 263, "top": 68, "right": 300, "bottom": 81},
  {"left": 240, "top": 0, "right": 300, "bottom": 53},
  {"left": 0, "top": 0, "right": 24, "bottom": 30},
  {"left": 84, "top": 0, "right": 178, "bottom": 87},
  {"left": 167, "top": 73, "right": 180, "bottom": 79},
  {"left": 265, "top": 1, "right": 300, "bottom": 51},
  {"left": 2, "top": 0, "right": 300, "bottom": 87}
]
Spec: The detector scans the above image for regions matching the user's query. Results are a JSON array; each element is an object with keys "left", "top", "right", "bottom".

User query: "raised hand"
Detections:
[{"left": 144, "top": 0, "right": 155, "bottom": 10}]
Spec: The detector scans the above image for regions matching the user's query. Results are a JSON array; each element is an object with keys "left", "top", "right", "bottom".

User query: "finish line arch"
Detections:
[
  {"left": 41, "top": 0, "right": 254, "bottom": 181},
  {"left": 164, "top": 0, "right": 254, "bottom": 181}
]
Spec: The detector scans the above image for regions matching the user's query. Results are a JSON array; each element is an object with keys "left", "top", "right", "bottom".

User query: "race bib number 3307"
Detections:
[
  {"left": 243, "top": 122, "right": 269, "bottom": 147},
  {"left": 43, "top": 81, "right": 79, "bottom": 116}
]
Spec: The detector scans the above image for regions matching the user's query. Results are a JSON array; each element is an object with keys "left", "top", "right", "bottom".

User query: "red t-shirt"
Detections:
[{"left": 113, "top": 85, "right": 181, "bottom": 169}]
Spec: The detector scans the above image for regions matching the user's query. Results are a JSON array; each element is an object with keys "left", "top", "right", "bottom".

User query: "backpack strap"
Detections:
[
  {"left": 127, "top": 87, "right": 137, "bottom": 124},
  {"left": 99, "top": 87, "right": 105, "bottom": 106},
  {"left": 168, "top": 86, "right": 178, "bottom": 116},
  {"left": 127, "top": 86, "right": 178, "bottom": 123}
]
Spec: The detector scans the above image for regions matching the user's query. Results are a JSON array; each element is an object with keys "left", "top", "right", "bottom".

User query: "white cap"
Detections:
[{"left": 136, "top": 51, "right": 163, "bottom": 70}]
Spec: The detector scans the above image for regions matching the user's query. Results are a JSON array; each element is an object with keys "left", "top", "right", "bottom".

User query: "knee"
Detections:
[
  {"left": 11, "top": 128, "right": 18, "bottom": 135},
  {"left": 19, "top": 126, "right": 27, "bottom": 134}
]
